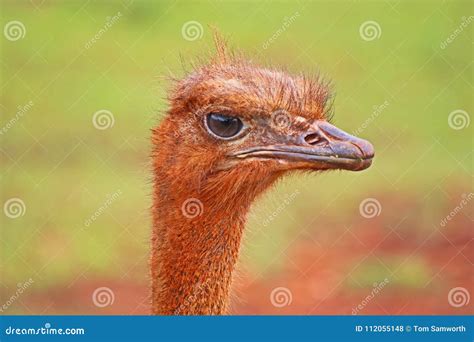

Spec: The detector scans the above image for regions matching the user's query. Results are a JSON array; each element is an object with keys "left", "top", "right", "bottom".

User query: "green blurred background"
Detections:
[{"left": 1, "top": 0, "right": 472, "bottom": 314}]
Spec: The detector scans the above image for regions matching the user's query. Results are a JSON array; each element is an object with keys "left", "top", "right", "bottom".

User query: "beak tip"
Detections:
[{"left": 350, "top": 139, "right": 374, "bottom": 160}]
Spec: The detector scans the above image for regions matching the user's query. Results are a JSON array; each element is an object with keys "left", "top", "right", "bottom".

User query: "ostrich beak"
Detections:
[{"left": 233, "top": 121, "right": 374, "bottom": 171}]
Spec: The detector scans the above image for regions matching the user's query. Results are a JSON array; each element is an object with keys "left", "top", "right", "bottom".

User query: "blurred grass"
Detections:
[{"left": 0, "top": 0, "right": 472, "bottom": 298}]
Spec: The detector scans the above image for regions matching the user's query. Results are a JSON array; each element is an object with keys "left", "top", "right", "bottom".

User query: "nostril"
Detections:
[{"left": 304, "top": 132, "right": 325, "bottom": 145}]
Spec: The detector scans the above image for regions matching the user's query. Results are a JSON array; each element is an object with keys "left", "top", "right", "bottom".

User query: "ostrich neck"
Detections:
[{"left": 150, "top": 188, "right": 250, "bottom": 315}]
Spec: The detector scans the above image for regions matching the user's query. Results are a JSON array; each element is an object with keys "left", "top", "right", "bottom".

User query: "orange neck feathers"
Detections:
[{"left": 150, "top": 127, "right": 279, "bottom": 313}]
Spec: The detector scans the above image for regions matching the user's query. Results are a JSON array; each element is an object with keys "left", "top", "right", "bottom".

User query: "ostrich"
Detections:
[{"left": 150, "top": 35, "right": 374, "bottom": 315}]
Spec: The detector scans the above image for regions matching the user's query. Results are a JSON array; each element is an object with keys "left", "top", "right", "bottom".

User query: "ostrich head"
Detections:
[{"left": 152, "top": 37, "right": 374, "bottom": 210}]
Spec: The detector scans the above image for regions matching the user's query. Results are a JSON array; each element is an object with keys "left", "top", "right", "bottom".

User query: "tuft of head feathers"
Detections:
[{"left": 167, "top": 31, "right": 334, "bottom": 123}]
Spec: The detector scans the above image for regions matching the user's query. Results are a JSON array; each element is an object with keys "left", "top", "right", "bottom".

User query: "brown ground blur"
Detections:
[{"left": 16, "top": 194, "right": 473, "bottom": 315}]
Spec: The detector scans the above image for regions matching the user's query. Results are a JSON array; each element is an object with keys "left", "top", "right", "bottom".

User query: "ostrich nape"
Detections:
[{"left": 150, "top": 34, "right": 374, "bottom": 315}]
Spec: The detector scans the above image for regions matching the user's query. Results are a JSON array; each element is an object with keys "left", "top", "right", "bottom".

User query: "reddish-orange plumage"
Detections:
[{"left": 150, "top": 33, "right": 373, "bottom": 315}]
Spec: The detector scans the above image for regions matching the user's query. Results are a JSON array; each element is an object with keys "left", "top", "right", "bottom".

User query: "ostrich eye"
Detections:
[{"left": 206, "top": 113, "right": 243, "bottom": 139}]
